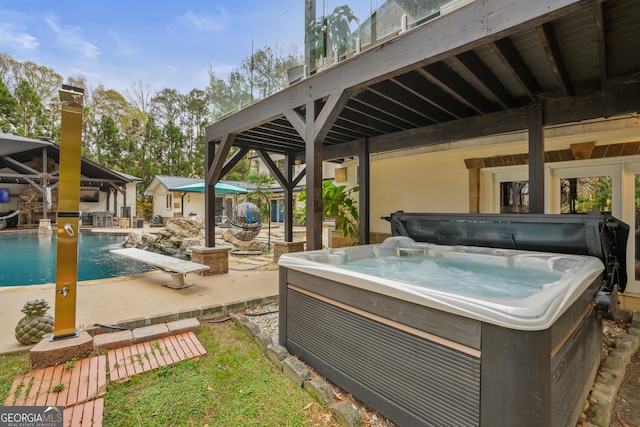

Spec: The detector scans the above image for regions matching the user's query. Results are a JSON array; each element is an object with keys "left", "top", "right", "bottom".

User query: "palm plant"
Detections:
[
  {"left": 296, "top": 180, "right": 359, "bottom": 240},
  {"left": 307, "top": 5, "right": 359, "bottom": 64}
]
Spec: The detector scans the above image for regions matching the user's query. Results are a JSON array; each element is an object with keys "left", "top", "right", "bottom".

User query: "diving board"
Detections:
[{"left": 110, "top": 248, "right": 210, "bottom": 289}]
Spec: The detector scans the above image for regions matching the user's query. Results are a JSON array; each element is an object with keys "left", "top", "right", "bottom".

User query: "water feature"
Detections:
[{"left": 0, "top": 231, "right": 155, "bottom": 286}]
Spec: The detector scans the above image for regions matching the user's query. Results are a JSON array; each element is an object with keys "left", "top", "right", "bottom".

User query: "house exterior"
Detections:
[
  {"left": 144, "top": 176, "right": 249, "bottom": 222},
  {"left": 0, "top": 133, "right": 139, "bottom": 227},
  {"left": 145, "top": 176, "right": 202, "bottom": 220},
  {"left": 203, "top": 0, "right": 640, "bottom": 304}
]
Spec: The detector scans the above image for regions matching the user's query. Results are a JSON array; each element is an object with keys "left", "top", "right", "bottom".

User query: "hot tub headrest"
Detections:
[{"left": 385, "top": 211, "right": 629, "bottom": 293}]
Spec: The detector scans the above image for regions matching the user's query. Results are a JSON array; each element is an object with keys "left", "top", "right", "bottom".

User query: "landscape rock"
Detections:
[
  {"left": 304, "top": 377, "right": 334, "bottom": 406},
  {"left": 124, "top": 217, "right": 205, "bottom": 255},
  {"left": 331, "top": 401, "right": 363, "bottom": 427},
  {"left": 282, "top": 356, "right": 311, "bottom": 386}
]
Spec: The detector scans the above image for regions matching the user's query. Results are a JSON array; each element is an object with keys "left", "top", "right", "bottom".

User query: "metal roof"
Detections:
[
  {"left": 143, "top": 176, "right": 203, "bottom": 195},
  {"left": 205, "top": 0, "right": 640, "bottom": 159},
  {"left": 0, "top": 137, "right": 136, "bottom": 188},
  {"left": 0, "top": 133, "right": 53, "bottom": 156}
]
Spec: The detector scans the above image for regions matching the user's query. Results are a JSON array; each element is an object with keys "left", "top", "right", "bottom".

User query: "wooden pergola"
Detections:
[{"left": 204, "top": 0, "right": 640, "bottom": 250}]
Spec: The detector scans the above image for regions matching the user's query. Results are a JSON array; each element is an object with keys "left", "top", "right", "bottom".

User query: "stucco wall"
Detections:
[
  {"left": 183, "top": 193, "right": 205, "bottom": 217},
  {"left": 367, "top": 142, "right": 529, "bottom": 234},
  {"left": 351, "top": 116, "right": 640, "bottom": 234}
]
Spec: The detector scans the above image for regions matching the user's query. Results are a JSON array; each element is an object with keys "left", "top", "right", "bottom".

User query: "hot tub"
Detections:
[{"left": 278, "top": 212, "right": 628, "bottom": 427}]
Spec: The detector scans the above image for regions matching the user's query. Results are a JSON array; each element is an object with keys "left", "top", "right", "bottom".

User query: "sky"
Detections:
[{"left": 0, "top": 0, "right": 376, "bottom": 96}]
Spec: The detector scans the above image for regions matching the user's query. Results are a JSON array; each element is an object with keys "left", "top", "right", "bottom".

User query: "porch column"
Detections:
[
  {"left": 284, "top": 154, "right": 294, "bottom": 242},
  {"left": 205, "top": 134, "right": 235, "bottom": 247},
  {"left": 305, "top": 100, "right": 323, "bottom": 250},
  {"left": 285, "top": 91, "right": 350, "bottom": 250},
  {"left": 528, "top": 103, "right": 545, "bottom": 214},
  {"left": 359, "top": 138, "right": 370, "bottom": 244},
  {"left": 121, "top": 189, "right": 128, "bottom": 227},
  {"left": 113, "top": 187, "right": 118, "bottom": 218},
  {"left": 205, "top": 140, "right": 216, "bottom": 247},
  {"left": 41, "top": 146, "right": 49, "bottom": 219}
]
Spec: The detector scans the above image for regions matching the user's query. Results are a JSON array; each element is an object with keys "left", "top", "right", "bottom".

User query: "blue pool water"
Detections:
[{"left": 0, "top": 231, "right": 155, "bottom": 286}]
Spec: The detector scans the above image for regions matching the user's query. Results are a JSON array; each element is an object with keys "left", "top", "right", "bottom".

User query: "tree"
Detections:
[
  {"left": 0, "top": 54, "right": 15, "bottom": 86},
  {"left": 12, "top": 61, "right": 62, "bottom": 107},
  {"left": 151, "top": 88, "right": 184, "bottom": 127},
  {"left": 224, "top": 150, "right": 251, "bottom": 181},
  {"left": 95, "top": 115, "right": 121, "bottom": 168},
  {"left": 240, "top": 45, "right": 303, "bottom": 100},
  {"left": 0, "top": 79, "right": 17, "bottom": 132},
  {"left": 126, "top": 79, "right": 153, "bottom": 115},
  {"left": 143, "top": 116, "right": 164, "bottom": 164},
  {"left": 207, "top": 68, "right": 251, "bottom": 120},
  {"left": 183, "top": 88, "right": 208, "bottom": 176},
  {"left": 12, "top": 60, "right": 62, "bottom": 138},
  {"left": 91, "top": 85, "right": 133, "bottom": 128},
  {"left": 163, "top": 120, "right": 188, "bottom": 176},
  {"left": 242, "top": 47, "right": 277, "bottom": 100},
  {"left": 13, "top": 79, "right": 49, "bottom": 138}
]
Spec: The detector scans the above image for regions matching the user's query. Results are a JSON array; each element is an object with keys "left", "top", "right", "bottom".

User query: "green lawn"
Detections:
[{"left": 0, "top": 322, "right": 331, "bottom": 426}]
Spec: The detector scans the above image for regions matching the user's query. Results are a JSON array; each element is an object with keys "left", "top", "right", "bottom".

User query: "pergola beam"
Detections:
[{"left": 323, "top": 82, "right": 640, "bottom": 161}]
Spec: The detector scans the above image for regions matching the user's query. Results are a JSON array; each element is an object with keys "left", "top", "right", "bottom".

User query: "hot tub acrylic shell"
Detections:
[{"left": 278, "top": 243, "right": 605, "bottom": 427}]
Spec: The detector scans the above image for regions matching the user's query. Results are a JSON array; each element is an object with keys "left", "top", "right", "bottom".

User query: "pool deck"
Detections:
[
  {"left": 0, "top": 223, "right": 329, "bottom": 355},
  {"left": 0, "top": 258, "right": 279, "bottom": 355}
]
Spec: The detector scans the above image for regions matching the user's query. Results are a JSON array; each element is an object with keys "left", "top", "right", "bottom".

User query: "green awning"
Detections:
[{"left": 174, "top": 181, "right": 249, "bottom": 194}]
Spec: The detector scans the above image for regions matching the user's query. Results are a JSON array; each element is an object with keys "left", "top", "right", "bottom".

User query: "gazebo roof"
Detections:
[{"left": 0, "top": 133, "right": 138, "bottom": 187}]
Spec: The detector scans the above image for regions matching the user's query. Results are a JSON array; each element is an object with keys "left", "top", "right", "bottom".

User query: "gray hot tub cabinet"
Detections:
[{"left": 278, "top": 212, "right": 628, "bottom": 427}]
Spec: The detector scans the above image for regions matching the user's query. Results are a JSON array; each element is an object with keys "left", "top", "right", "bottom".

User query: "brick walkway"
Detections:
[
  {"left": 107, "top": 332, "right": 206, "bottom": 382},
  {"left": 4, "top": 331, "right": 206, "bottom": 427}
]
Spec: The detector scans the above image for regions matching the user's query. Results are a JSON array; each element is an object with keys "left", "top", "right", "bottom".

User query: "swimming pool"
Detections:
[{"left": 0, "top": 231, "right": 155, "bottom": 286}]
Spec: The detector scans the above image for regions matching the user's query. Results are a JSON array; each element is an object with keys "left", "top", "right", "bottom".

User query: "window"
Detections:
[
  {"left": 560, "top": 176, "right": 611, "bottom": 213},
  {"left": 499, "top": 181, "right": 529, "bottom": 213},
  {"left": 166, "top": 194, "right": 172, "bottom": 210}
]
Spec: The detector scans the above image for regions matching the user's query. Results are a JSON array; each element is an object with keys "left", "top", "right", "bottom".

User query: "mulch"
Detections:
[{"left": 610, "top": 348, "right": 640, "bottom": 427}]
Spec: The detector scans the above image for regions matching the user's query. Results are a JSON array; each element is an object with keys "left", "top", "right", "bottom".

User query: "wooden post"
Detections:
[
  {"left": 528, "top": 103, "right": 545, "bottom": 214},
  {"left": 359, "top": 138, "right": 370, "bottom": 245},
  {"left": 305, "top": 100, "right": 323, "bottom": 250}
]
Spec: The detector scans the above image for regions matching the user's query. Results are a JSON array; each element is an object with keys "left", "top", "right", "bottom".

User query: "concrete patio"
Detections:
[{"left": 0, "top": 256, "right": 279, "bottom": 355}]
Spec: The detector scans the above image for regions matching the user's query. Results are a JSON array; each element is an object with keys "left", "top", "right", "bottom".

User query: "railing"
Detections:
[{"left": 212, "top": 0, "right": 474, "bottom": 122}]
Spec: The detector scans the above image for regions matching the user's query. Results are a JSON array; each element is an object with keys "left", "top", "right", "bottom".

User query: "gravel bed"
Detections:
[{"left": 244, "top": 302, "right": 279, "bottom": 346}]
